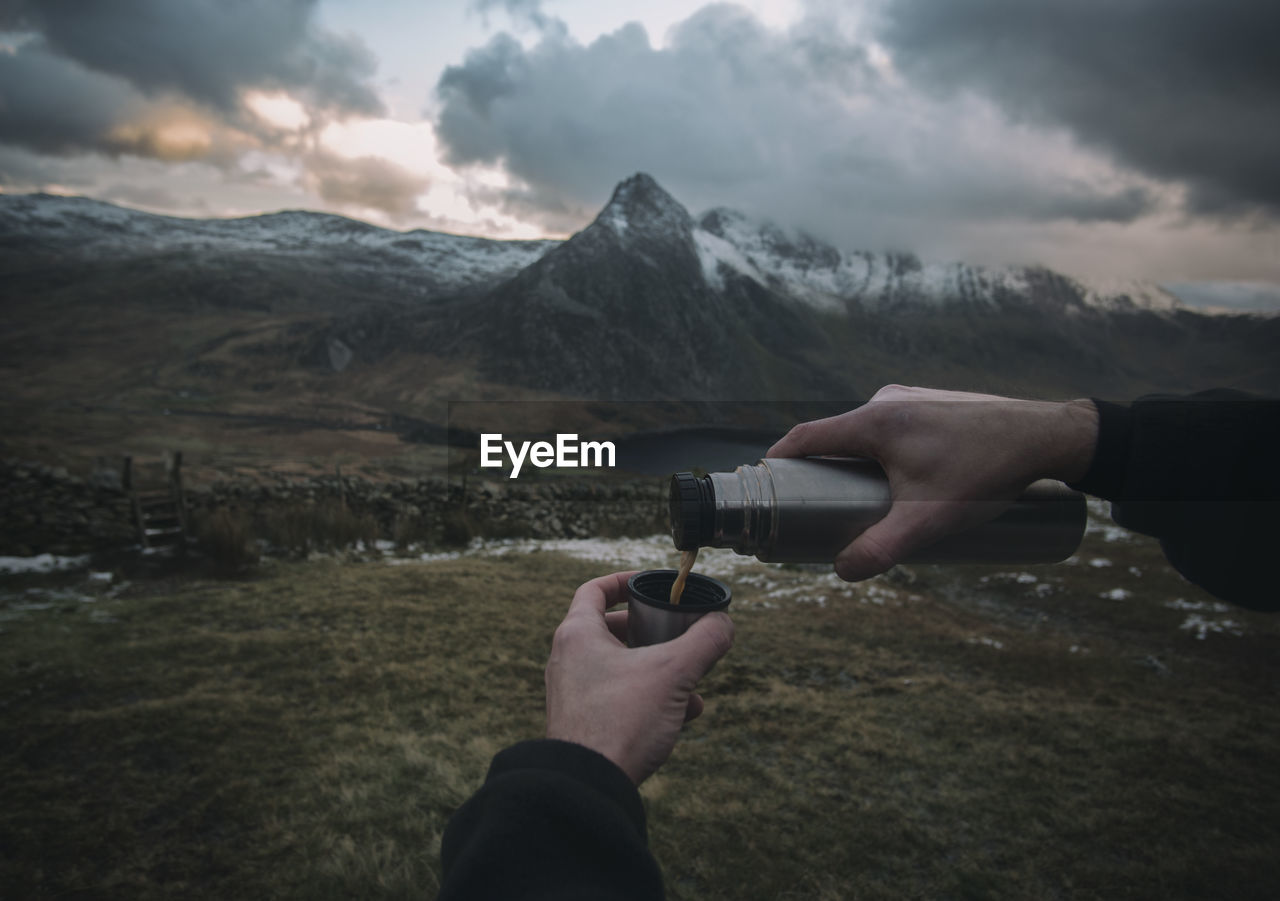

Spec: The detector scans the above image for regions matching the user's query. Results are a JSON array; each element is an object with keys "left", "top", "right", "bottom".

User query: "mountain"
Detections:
[
  {"left": 2, "top": 177, "right": 1278, "bottom": 422},
  {"left": 418, "top": 174, "right": 1278, "bottom": 401},
  {"left": 1, "top": 183, "right": 1184, "bottom": 317},
  {"left": 427, "top": 173, "right": 843, "bottom": 399},
  {"left": 0, "top": 193, "right": 556, "bottom": 309},
  {"left": 694, "top": 206, "right": 1183, "bottom": 316}
]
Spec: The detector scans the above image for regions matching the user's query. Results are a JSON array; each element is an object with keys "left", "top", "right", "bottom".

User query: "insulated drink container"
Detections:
[{"left": 670, "top": 457, "right": 1085, "bottom": 564}]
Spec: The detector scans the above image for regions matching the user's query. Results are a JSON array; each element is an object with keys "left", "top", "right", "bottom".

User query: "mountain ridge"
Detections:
[
  {"left": 2, "top": 176, "right": 1278, "bottom": 407},
  {"left": 416, "top": 173, "right": 1274, "bottom": 401},
  {"left": 0, "top": 182, "right": 1192, "bottom": 317}
]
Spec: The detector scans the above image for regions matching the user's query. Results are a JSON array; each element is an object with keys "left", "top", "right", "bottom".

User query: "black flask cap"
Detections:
[{"left": 669, "top": 471, "right": 715, "bottom": 550}]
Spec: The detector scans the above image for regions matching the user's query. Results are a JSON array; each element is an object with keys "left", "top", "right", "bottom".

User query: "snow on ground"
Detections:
[
  {"left": 390, "top": 534, "right": 890, "bottom": 609},
  {"left": 1179, "top": 614, "right": 1245, "bottom": 640},
  {"left": 1163, "top": 599, "right": 1245, "bottom": 639},
  {"left": 978, "top": 572, "right": 1039, "bottom": 584},
  {"left": 0, "top": 554, "right": 91, "bottom": 574},
  {"left": 0, "top": 581, "right": 130, "bottom": 626},
  {"left": 1085, "top": 498, "right": 1133, "bottom": 543},
  {"left": 1165, "top": 598, "right": 1231, "bottom": 613}
]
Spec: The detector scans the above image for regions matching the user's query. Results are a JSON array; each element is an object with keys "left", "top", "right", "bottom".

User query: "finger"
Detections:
[
  {"left": 833, "top": 501, "right": 944, "bottom": 581},
  {"left": 766, "top": 409, "right": 875, "bottom": 459},
  {"left": 669, "top": 611, "right": 735, "bottom": 681},
  {"left": 684, "top": 693, "right": 704, "bottom": 722},
  {"left": 604, "top": 609, "right": 628, "bottom": 643},
  {"left": 565, "top": 571, "right": 637, "bottom": 622}
]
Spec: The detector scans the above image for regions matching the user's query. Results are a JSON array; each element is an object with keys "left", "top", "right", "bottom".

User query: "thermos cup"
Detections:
[{"left": 627, "top": 570, "right": 731, "bottom": 647}]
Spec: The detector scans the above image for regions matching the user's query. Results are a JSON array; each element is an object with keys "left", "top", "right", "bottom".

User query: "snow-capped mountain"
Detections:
[
  {"left": 438, "top": 172, "right": 832, "bottom": 399},
  {"left": 0, "top": 193, "right": 556, "bottom": 298},
  {"left": 2, "top": 176, "right": 1276, "bottom": 403},
  {"left": 424, "top": 174, "right": 1273, "bottom": 400},
  {"left": 1, "top": 183, "right": 1186, "bottom": 316},
  {"left": 693, "top": 206, "right": 1183, "bottom": 315}
]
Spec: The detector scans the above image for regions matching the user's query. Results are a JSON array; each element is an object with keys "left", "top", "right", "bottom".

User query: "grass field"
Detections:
[{"left": 2, "top": 515, "right": 1279, "bottom": 900}]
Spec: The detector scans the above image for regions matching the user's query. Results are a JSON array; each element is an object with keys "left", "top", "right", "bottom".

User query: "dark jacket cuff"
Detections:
[
  {"left": 486, "top": 739, "right": 648, "bottom": 839},
  {"left": 1068, "top": 398, "right": 1132, "bottom": 499}
]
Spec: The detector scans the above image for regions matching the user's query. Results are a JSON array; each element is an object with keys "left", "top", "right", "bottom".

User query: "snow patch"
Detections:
[
  {"left": 1076, "top": 276, "right": 1184, "bottom": 313},
  {"left": 1165, "top": 598, "right": 1230, "bottom": 613},
  {"left": 1179, "top": 614, "right": 1244, "bottom": 639},
  {"left": 389, "top": 534, "right": 887, "bottom": 610},
  {"left": 693, "top": 228, "right": 764, "bottom": 291},
  {"left": 0, "top": 553, "right": 91, "bottom": 574}
]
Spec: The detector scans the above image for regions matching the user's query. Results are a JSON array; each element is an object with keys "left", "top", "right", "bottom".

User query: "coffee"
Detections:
[{"left": 669, "top": 547, "right": 699, "bottom": 605}]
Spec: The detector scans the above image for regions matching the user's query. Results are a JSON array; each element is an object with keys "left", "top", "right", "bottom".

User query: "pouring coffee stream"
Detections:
[{"left": 668, "top": 548, "right": 698, "bottom": 605}]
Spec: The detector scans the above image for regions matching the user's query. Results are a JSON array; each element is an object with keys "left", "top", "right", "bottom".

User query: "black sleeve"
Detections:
[
  {"left": 1069, "top": 389, "right": 1280, "bottom": 611},
  {"left": 437, "top": 739, "right": 664, "bottom": 901}
]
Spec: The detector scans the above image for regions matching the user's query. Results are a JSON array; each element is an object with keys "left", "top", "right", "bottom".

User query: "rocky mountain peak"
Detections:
[{"left": 592, "top": 172, "right": 694, "bottom": 237}]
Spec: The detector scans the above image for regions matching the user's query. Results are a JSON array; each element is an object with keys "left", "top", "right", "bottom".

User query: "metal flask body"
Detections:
[{"left": 670, "top": 457, "right": 1086, "bottom": 564}]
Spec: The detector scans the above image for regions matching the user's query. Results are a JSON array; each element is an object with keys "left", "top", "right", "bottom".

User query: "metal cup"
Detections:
[{"left": 626, "top": 570, "right": 732, "bottom": 647}]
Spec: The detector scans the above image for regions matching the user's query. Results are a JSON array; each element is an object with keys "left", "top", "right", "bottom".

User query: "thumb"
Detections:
[
  {"left": 669, "top": 611, "right": 735, "bottom": 681},
  {"left": 834, "top": 502, "right": 940, "bottom": 581}
]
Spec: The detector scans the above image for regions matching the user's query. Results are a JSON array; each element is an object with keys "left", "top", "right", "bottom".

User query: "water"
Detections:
[{"left": 612, "top": 428, "right": 780, "bottom": 475}]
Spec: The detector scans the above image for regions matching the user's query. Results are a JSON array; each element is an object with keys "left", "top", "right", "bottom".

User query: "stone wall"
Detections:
[
  {"left": 0, "top": 459, "right": 668, "bottom": 556},
  {"left": 1, "top": 460, "right": 137, "bottom": 555}
]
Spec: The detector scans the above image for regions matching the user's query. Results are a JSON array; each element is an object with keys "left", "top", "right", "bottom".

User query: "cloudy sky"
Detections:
[{"left": 2, "top": 0, "right": 1278, "bottom": 310}]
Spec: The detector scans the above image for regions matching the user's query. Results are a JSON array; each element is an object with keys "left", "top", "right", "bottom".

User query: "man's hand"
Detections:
[
  {"left": 545, "top": 572, "right": 735, "bottom": 785},
  {"left": 768, "top": 384, "right": 1099, "bottom": 581}
]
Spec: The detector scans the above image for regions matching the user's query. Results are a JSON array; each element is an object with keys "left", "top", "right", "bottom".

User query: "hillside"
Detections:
[
  {"left": 1, "top": 178, "right": 1277, "bottom": 479},
  {"left": 421, "top": 174, "right": 1279, "bottom": 401}
]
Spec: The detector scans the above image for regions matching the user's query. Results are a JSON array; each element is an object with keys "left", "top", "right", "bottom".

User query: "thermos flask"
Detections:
[{"left": 670, "top": 457, "right": 1085, "bottom": 564}]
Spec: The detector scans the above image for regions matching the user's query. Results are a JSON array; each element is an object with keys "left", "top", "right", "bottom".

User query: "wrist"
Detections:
[
  {"left": 1048, "top": 399, "right": 1099, "bottom": 483},
  {"left": 546, "top": 725, "right": 632, "bottom": 783}
]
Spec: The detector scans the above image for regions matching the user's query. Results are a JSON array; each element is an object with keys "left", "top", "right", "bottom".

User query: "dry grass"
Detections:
[
  {"left": 1, "top": 530, "right": 1278, "bottom": 900},
  {"left": 194, "top": 507, "right": 259, "bottom": 572},
  {"left": 259, "top": 500, "right": 382, "bottom": 556}
]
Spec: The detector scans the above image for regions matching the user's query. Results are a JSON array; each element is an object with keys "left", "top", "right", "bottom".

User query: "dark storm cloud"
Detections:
[
  {"left": 2, "top": 0, "right": 382, "bottom": 116},
  {"left": 877, "top": 0, "right": 1280, "bottom": 216},
  {"left": 0, "top": 38, "right": 250, "bottom": 164},
  {"left": 0, "top": 40, "right": 144, "bottom": 155},
  {"left": 0, "top": 141, "right": 95, "bottom": 187},
  {"left": 432, "top": 4, "right": 1155, "bottom": 243}
]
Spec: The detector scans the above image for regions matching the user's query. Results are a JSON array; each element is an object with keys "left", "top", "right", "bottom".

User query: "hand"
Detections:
[
  {"left": 768, "top": 384, "right": 1099, "bottom": 581},
  {"left": 545, "top": 571, "right": 735, "bottom": 785}
]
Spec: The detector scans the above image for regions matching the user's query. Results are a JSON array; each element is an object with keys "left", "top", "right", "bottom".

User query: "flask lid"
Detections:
[{"left": 670, "top": 472, "right": 714, "bottom": 550}]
